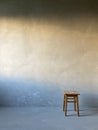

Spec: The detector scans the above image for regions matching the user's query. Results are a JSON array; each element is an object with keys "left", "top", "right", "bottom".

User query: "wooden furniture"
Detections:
[{"left": 63, "top": 91, "right": 80, "bottom": 116}]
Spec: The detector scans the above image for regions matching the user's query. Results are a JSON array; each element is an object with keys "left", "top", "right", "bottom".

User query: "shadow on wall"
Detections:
[
  {"left": 0, "top": 0, "right": 98, "bottom": 17},
  {"left": 81, "top": 93, "right": 98, "bottom": 108},
  {"left": 0, "top": 75, "right": 98, "bottom": 108},
  {"left": 0, "top": 75, "right": 62, "bottom": 107}
]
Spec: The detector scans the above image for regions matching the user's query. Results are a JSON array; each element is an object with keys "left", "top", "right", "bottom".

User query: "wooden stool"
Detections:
[{"left": 63, "top": 91, "right": 80, "bottom": 116}]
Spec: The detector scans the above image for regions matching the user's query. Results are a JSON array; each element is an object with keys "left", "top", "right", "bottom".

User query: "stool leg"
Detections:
[
  {"left": 63, "top": 94, "right": 65, "bottom": 111},
  {"left": 65, "top": 95, "right": 67, "bottom": 116},
  {"left": 74, "top": 96, "right": 76, "bottom": 111},
  {"left": 76, "top": 96, "right": 80, "bottom": 116}
]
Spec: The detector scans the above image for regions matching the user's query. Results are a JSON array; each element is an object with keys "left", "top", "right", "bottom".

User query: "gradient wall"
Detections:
[{"left": 0, "top": 0, "right": 98, "bottom": 107}]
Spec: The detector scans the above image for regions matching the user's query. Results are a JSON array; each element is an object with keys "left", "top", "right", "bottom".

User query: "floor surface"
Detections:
[{"left": 0, "top": 106, "right": 98, "bottom": 130}]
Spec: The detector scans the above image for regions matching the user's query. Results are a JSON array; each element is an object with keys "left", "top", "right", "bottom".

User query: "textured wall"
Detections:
[{"left": 0, "top": 0, "right": 98, "bottom": 107}]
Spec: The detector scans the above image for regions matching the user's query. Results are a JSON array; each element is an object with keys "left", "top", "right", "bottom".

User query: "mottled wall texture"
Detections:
[{"left": 0, "top": 0, "right": 98, "bottom": 107}]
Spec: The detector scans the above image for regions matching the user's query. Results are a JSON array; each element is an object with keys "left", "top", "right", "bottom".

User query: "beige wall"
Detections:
[{"left": 0, "top": 16, "right": 98, "bottom": 95}]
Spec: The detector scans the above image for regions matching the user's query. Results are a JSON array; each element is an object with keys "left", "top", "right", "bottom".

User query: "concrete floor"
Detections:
[{"left": 0, "top": 106, "right": 98, "bottom": 130}]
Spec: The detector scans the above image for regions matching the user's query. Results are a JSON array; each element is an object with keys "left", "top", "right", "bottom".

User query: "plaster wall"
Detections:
[{"left": 0, "top": 12, "right": 98, "bottom": 107}]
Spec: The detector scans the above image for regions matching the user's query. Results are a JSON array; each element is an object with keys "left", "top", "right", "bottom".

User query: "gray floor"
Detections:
[{"left": 0, "top": 106, "right": 98, "bottom": 130}]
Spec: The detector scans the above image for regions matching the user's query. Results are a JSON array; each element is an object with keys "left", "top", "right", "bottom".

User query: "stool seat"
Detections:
[{"left": 63, "top": 91, "right": 80, "bottom": 116}]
